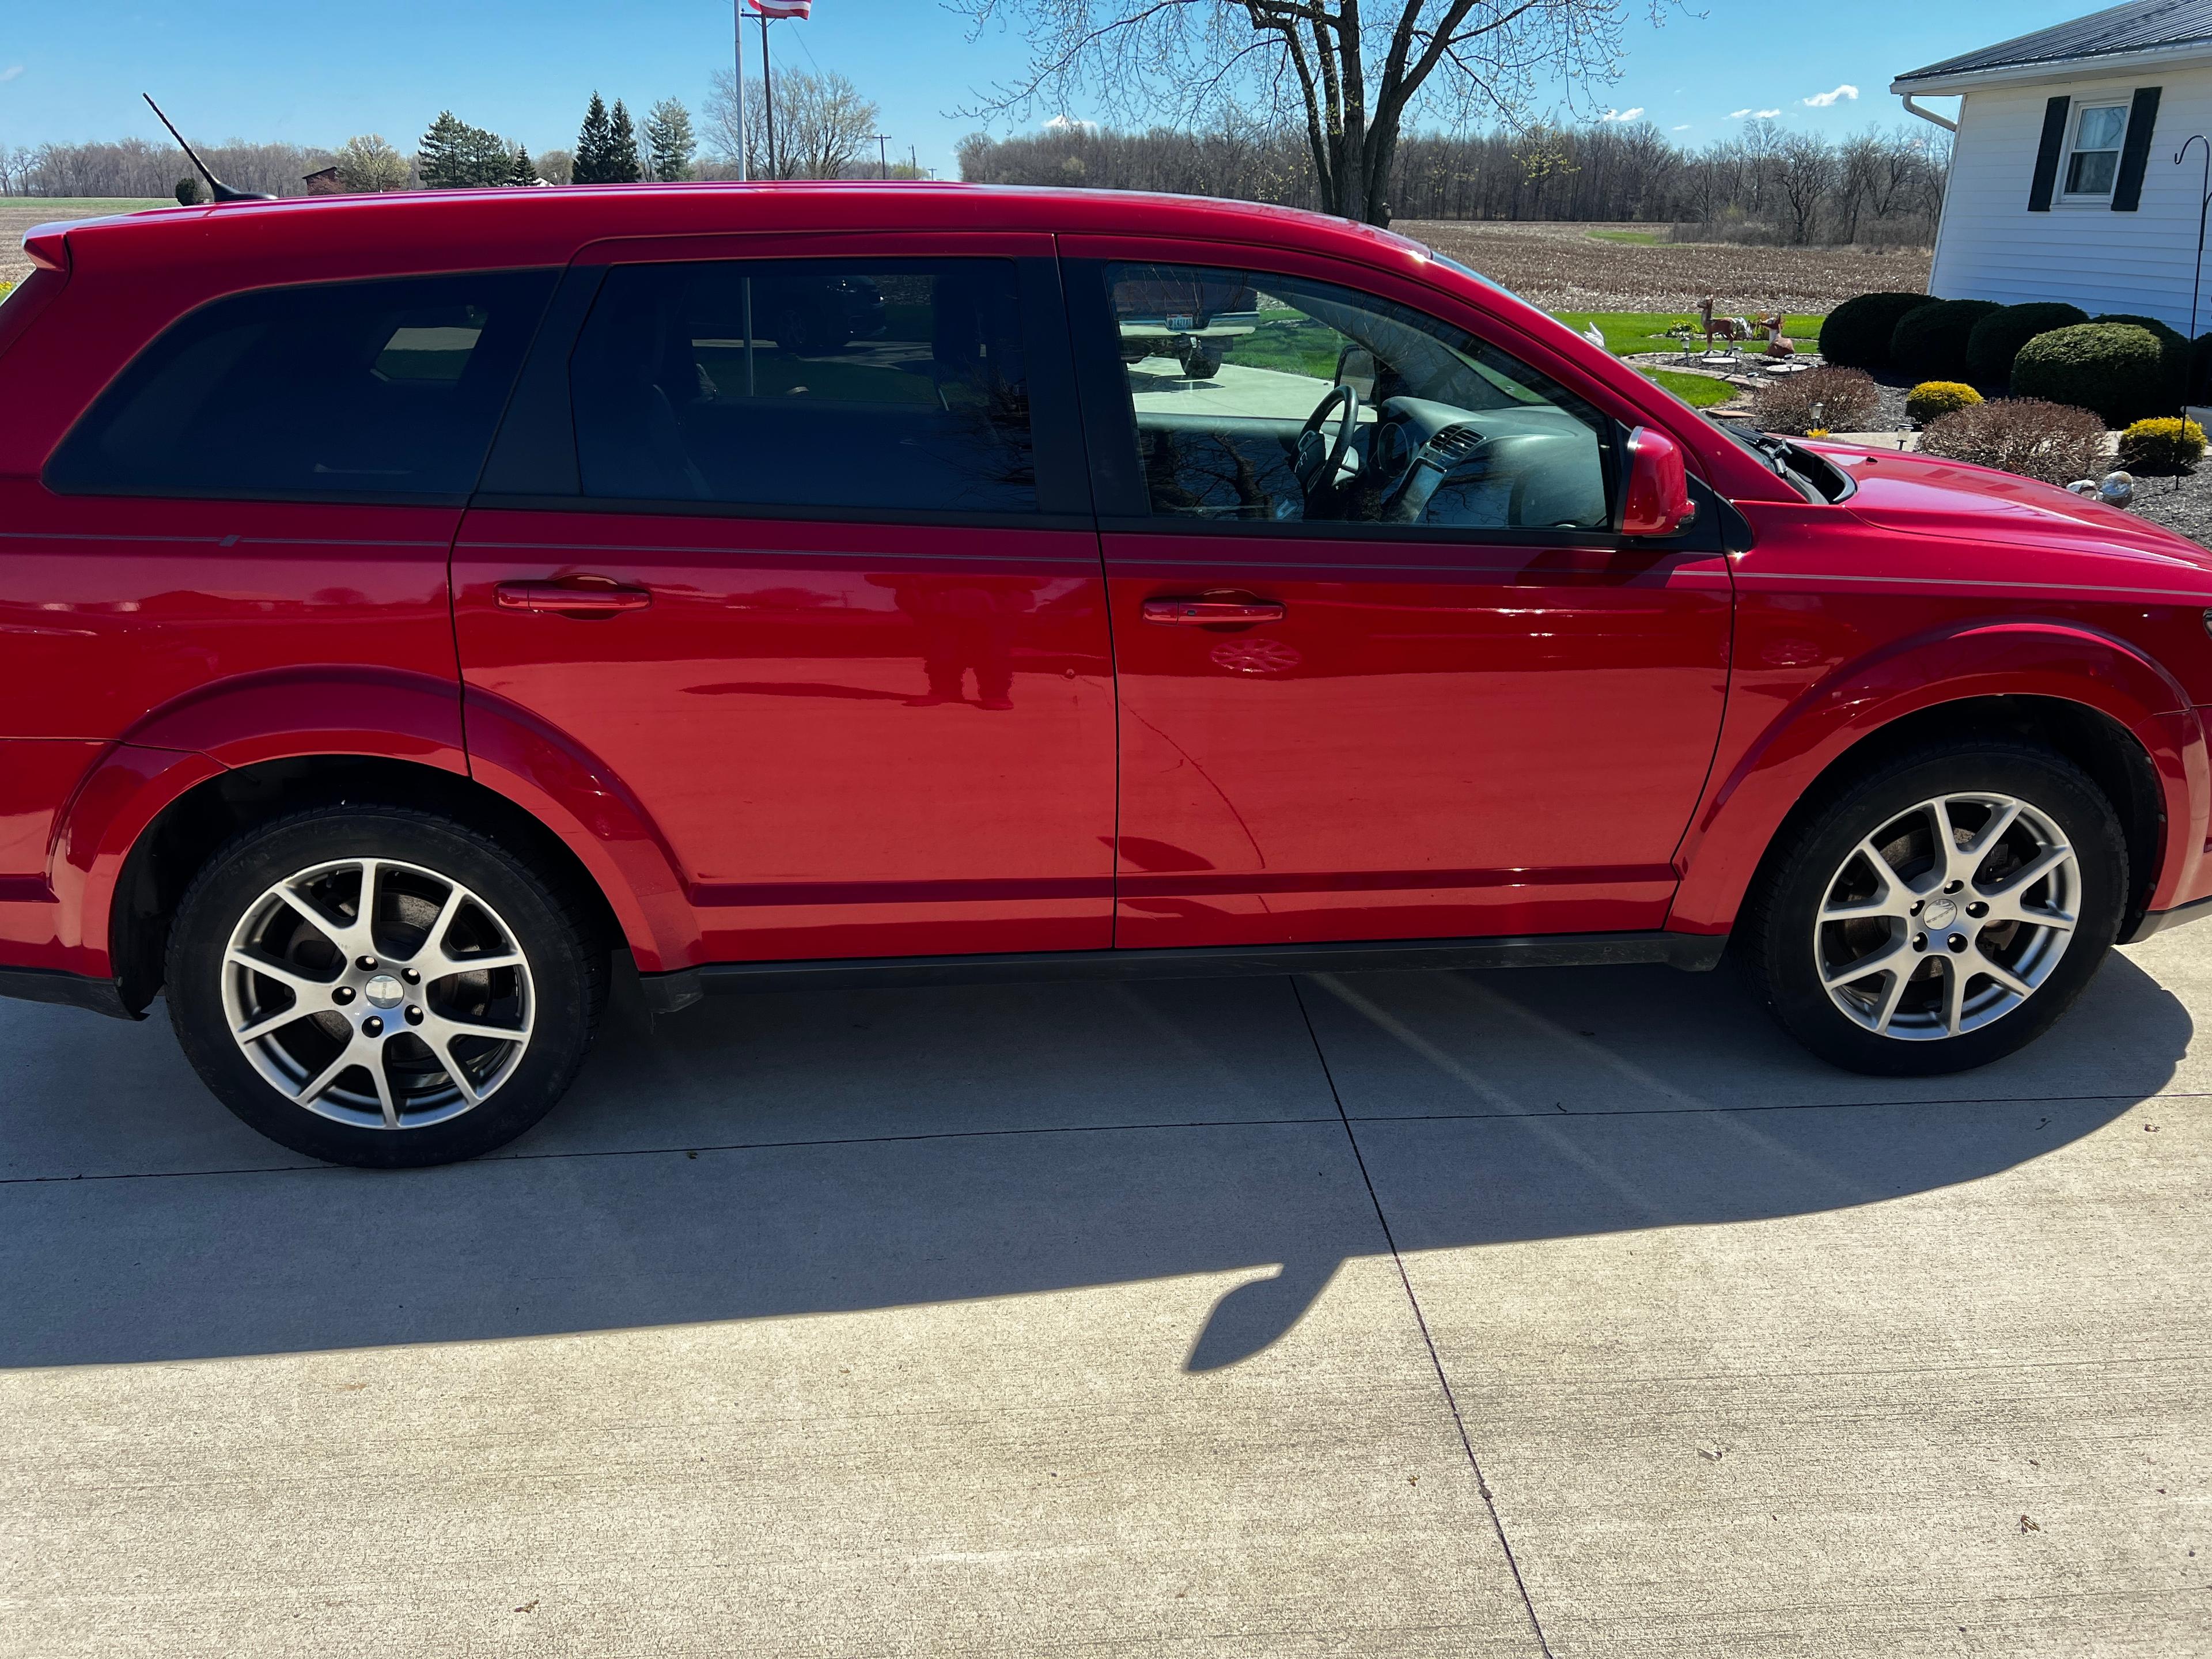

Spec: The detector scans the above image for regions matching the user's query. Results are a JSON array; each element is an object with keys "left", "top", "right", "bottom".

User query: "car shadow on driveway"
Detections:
[{"left": 0, "top": 952, "right": 2189, "bottom": 1373}]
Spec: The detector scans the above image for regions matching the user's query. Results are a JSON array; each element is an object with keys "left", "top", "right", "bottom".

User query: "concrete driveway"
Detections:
[{"left": 2, "top": 935, "right": 2206, "bottom": 1657}]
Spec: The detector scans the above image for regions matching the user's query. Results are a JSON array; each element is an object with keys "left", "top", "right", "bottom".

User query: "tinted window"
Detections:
[
  {"left": 47, "top": 270, "right": 556, "bottom": 500},
  {"left": 1104, "top": 262, "right": 1610, "bottom": 533},
  {"left": 571, "top": 258, "right": 1036, "bottom": 513}
]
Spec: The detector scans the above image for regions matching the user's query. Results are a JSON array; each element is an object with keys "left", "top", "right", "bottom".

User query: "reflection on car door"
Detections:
[
  {"left": 1064, "top": 243, "right": 1733, "bottom": 950},
  {"left": 453, "top": 236, "right": 1116, "bottom": 967}
]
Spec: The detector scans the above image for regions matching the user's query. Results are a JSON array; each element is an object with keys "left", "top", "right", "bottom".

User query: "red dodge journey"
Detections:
[{"left": 4, "top": 183, "right": 2208, "bottom": 1165}]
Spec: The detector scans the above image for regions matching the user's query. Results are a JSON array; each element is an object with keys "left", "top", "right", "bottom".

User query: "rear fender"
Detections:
[
  {"left": 459, "top": 688, "right": 699, "bottom": 972},
  {"left": 1670, "top": 620, "right": 2207, "bottom": 934},
  {"left": 119, "top": 665, "right": 468, "bottom": 771}
]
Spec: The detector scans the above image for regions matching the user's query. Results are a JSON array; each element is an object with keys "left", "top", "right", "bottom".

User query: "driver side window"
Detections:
[{"left": 1100, "top": 262, "right": 1611, "bottom": 533}]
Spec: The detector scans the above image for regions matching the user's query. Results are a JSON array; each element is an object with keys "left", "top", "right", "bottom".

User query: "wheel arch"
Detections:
[
  {"left": 103, "top": 753, "right": 656, "bottom": 1015},
  {"left": 1671, "top": 622, "right": 2208, "bottom": 941}
]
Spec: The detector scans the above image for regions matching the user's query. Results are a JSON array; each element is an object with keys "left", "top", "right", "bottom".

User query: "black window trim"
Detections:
[
  {"left": 474, "top": 250, "right": 1090, "bottom": 524},
  {"left": 41, "top": 264, "right": 564, "bottom": 507},
  {"left": 1060, "top": 255, "right": 1642, "bottom": 544}
]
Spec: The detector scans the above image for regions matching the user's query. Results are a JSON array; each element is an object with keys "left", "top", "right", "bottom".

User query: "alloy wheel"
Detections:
[
  {"left": 1813, "top": 790, "right": 2079, "bottom": 1040},
  {"left": 219, "top": 857, "right": 535, "bottom": 1130}
]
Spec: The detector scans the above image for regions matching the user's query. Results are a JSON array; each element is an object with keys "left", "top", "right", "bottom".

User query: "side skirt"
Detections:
[
  {"left": 0, "top": 966, "right": 139, "bottom": 1021},
  {"left": 638, "top": 930, "right": 1728, "bottom": 1014}
]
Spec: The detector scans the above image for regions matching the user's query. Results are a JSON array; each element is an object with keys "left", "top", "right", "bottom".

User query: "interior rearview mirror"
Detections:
[
  {"left": 1620, "top": 425, "right": 1697, "bottom": 537},
  {"left": 1335, "top": 346, "right": 1377, "bottom": 401}
]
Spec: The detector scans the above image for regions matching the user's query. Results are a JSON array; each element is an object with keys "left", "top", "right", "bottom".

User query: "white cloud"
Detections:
[
  {"left": 0, "top": 65, "right": 24, "bottom": 84},
  {"left": 1599, "top": 106, "right": 1645, "bottom": 122},
  {"left": 1754, "top": 108, "right": 1782, "bottom": 118},
  {"left": 1803, "top": 84, "right": 1859, "bottom": 108},
  {"left": 1728, "top": 108, "right": 1752, "bottom": 119},
  {"left": 1041, "top": 114, "right": 1097, "bottom": 133},
  {"left": 1672, "top": 123, "right": 1692, "bottom": 131}
]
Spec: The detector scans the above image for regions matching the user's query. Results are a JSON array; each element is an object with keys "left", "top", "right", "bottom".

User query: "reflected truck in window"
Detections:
[{"left": 5, "top": 184, "right": 2212, "bottom": 1167}]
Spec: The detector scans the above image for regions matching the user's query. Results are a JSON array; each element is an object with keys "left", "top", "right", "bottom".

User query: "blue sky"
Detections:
[{"left": 0, "top": 2, "right": 2092, "bottom": 177}]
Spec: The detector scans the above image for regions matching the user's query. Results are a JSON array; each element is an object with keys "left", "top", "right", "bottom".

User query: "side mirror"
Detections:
[
  {"left": 1336, "top": 346, "right": 1378, "bottom": 401},
  {"left": 1620, "top": 425, "right": 1697, "bottom": 536}
]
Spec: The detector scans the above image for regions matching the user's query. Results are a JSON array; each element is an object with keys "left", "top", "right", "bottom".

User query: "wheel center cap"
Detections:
[
  {"left": 363, "top": 974, "right": 406, "bottom": 1009},
  {"left": 1922, "top": 897, "right": 1958, "bottom": 930}
]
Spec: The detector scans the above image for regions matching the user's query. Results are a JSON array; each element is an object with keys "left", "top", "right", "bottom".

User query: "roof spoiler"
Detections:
[{"left": 143, "top": 94, "right": 275, "bottom": 203}]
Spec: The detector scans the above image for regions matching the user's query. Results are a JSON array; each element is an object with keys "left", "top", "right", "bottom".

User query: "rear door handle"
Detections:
[
  {"left": 1141, "top": 597, "right": 1286, "bottom": 626},
  {"left": 495, "top": 579, "right": 653, "bottom": 615}
]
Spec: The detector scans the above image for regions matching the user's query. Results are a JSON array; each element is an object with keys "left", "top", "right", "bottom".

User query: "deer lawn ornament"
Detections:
[{"left": 1696, "top": 297, "right": 1754, "bottom": 355}]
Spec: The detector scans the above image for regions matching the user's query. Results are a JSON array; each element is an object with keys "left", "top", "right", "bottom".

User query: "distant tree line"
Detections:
[{"left": 958, "top": 116, "right": 1952, "bottom": 245}]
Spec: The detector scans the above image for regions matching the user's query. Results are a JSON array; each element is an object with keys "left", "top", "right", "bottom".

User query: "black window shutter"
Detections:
[
  {"left": 2029, "top": 96, "right": 2070, "bottom": 210},
  {"left": 2112, "top": 86, "right": 2162, "bottom": 210}
]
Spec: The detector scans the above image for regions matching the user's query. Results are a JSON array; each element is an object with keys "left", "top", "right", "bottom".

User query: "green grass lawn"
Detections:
[
  {"left": 1554, "top": 309, "right": 1825, "bottom": 357},
  {"left": 5, "top": 197, "right": 172, "bottom": 214},
  {"left": 1637, "top": 366, "right": 1739, "bottom": 408}
]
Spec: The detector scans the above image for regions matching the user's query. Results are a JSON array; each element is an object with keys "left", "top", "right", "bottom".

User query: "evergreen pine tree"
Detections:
[
  {"left": 605, "top": 100, "right": 643, "bottom": 184},
  {"left": 506, "top": 143, "right": 539, "bottom": 187},
  {"left": 643, "top": 98, "right": 696, "bottom": 183},
  {"left": 574, "top": 93, "right": 613, "bottom": 183},
  {"left": 417, "top": 111, "right": 469, "bottom": 188}
]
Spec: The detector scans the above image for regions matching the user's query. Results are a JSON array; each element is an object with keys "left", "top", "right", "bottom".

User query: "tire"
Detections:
[
  {"left": 1743, "top": 742, "right": 2126, "bottom": 1075},
  {"left": 166, "top": 806, "right": 605, "bottom": 1167}
]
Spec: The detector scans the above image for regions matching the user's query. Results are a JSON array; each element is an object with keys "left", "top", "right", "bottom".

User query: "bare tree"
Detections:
[
  {"left": 953, "top": 0, "right": 1675, "bottom": 225},
  {"left": 1775, "top": 132, "right": 1835, "bottom": 245},
  {"left": 704, "top": 67, "right": 880, "bottom": 179}
]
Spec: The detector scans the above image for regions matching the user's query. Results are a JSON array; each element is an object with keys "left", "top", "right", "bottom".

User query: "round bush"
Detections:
[
  {"left": 1918, "top": 398, "right": 2109, "bottom": 484},
  {"left": 1906, "top": 381, "right": 1983, "bottom": 425},
  {"left": 2092, "top": 313, "right": 2191, "bottom": 404},
  {"left": 1748, "top": 365, "right": 1881, "bottom": 436},
  {"left": 1890, "top": 299, "right": 2005, "bottom": 381},
  {"left": 2010, "top": 324, "right": 2168, "bottom": 426},
  {"left": 1819, "top": 291, "right": 1930, "bottom": 370},
  {"left": 1964, "top": 301, "right": 2089, "bottom": 385},
  {"left": 2116, "top": 416, "right": 2206, "bottom": 474}
]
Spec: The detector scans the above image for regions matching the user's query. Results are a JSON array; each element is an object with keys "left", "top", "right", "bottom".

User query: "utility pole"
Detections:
[
  {"left": 730, "top": 0, "right": 747, "bottom": 181},
  {"left": 759, "top": 7, "right": 777, "bottom": 178},
  {"left": 874, "top": 133, "right": 890, "bottom": 180}
]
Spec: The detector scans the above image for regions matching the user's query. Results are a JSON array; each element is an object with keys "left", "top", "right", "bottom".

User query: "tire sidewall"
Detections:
[
  {"left": 167, "top": 809, "right": 594, "bottom": 1168},
  {"left": 1758, "top": 748, "right": 2126, "bottom": 1075}
]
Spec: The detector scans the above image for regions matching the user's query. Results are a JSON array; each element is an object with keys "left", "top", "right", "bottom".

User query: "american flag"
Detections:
[{"left": 748, "top": 0, "right": 812, "bottom": 16}]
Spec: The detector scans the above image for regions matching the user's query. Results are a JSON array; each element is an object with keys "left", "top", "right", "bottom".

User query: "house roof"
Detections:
[{"left": 1896, "top": 0, "right": 2212, "bottom": 86}]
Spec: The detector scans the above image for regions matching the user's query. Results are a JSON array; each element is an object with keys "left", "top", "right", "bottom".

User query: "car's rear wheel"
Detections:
[
  {"left": 1744, "top": 743, "right": 2127, "bottom": 1074},
  {"left": 166, "top": 807, "right": 604, "bottom": 1167}
]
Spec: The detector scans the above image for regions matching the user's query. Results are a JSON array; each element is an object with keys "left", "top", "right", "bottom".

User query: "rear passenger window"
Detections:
[
  {"left": 46, "top": 270, "right": 556, "bottom": 501},
  {"left": 570, "top": 258, "right": 1036, "bottom": 514}
]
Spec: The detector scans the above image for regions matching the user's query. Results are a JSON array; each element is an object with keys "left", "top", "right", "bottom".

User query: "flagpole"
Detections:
[
  {"left": 760, "top": 9, "right": 777, "bottom": 178},
  {"left": 731, "top": 0, "right": 748, "bottom": 182}
]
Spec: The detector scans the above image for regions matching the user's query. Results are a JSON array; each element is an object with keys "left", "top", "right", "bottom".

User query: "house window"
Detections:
[{"left": 2065, "top": 102, "right": 2129, "bottom": 196}]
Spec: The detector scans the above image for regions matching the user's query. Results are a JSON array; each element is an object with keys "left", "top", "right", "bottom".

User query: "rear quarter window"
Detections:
[{"left": 44, "top": 270, "right": 556, "bottom": 501}]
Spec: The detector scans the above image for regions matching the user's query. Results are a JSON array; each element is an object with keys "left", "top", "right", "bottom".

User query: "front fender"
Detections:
[{"left": 1669, "top": 620, "right": 2209, "bottom": 935}]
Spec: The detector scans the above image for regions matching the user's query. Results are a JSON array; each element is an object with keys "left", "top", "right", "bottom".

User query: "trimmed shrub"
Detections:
[
  {"left": 2091, "top": 312, "right": 2190, "bottom": 404},
  {"left": 1964, "top": 301, "right": 2089, "bottom": 385},
  {"left": 2116, "top": 416, "right": 2206, "bottom": 474},
  {"left": 1918, "top": 399, "right": 2109, "bottom": 484},
  {"left": 1749, "top": 365, "right": 1881, "bottom": 435},
  {"left": 1906, "top": 381, "right": 1983, "bottom": 425},
  {"left": 1890, "top": 298, "right": 2005, "bottom": 381},
  {"left": 2010, "top": 324, "right": 2168, "bottom": 425},
  {"left": 1819, "top": 291, "right": 1929, "bottom": 370}
]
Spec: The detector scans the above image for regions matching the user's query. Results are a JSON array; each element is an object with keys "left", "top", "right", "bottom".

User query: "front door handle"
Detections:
[
  {"left": 495, "top": 579, "right": 653, "bottom": 615},
  {"left": 1141, "top": 596, "right": 1286, "bottom": 627}
]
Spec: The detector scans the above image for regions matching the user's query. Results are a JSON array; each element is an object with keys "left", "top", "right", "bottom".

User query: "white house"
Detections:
[{"left": 1895, "top": 0, "right": 2212, "bottom": 336}]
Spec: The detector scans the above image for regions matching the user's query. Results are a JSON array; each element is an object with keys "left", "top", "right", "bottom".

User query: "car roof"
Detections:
[{"left": 35, "top": 181, "right": 1442, "bottom": 285}]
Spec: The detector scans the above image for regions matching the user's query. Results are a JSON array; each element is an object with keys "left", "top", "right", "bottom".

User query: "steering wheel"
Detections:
[{"left": 1293, "top": 382, "right": 1361, "bottom": 508}]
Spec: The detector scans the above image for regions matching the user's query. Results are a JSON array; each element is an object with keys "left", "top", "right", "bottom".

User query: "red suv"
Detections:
[{"left": 5, "top": 184, "right": 2209, "bottom": 1167}]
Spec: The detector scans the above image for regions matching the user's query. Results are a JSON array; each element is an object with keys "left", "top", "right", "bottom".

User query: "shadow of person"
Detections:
[{"left": 0, "top": 949, "right": 2189, "bottom": 1374}]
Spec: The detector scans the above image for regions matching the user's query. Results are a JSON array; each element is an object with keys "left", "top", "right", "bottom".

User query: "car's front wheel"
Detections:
[
  {"left": 166, "top": 807, "right": 604, "bottom": 1166},
  {"left": 1745, "top": 743, "right": 2127, "bottom": 1074}
]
